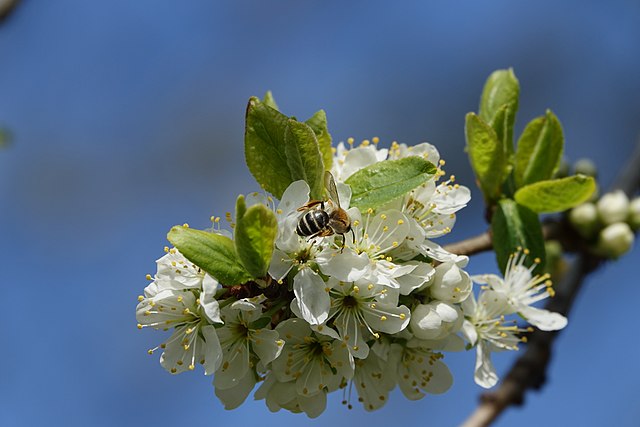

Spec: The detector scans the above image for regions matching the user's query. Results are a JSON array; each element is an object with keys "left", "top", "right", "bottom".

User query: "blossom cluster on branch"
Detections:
[{"left": 136, "top": 133, "right": 567, "bottom": 416}]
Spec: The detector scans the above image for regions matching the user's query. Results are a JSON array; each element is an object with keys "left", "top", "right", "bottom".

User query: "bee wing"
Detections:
[{"left": 324, "top": 171, "right": 341, "bottom": 208}]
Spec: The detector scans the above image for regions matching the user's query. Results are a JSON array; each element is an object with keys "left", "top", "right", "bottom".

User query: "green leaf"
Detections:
[
  {"left": 491, "top": 199, "right": 545, "bottom": 275},
  {"left": 489, "top": 104, "right": 515, "bottom": 159},
  {"left": 234, "top": 195, "right": 278, "bottom": 278},
  {"left": 167, "top": 226, "right": 252, "bottom": 285},
  {"left": 514, "top": 110, "right": 564, "bottom": 188},
  {"left": 284, "top": 119, "right": 325, "bottom": 200},
  {"left": 262, "top": 91, "right": 279, "bottom": 110},
  {"left": 514, "top": 175, "right": 596, "bottom": 213},
  {"left": 345, "top": 157, "right": 437, "bottom": 211},
  {"left": 480, "top": 68, "right": 519, "bottom": 155},
  {"left": 244, "top": 97, "right": 293, "bottom": 199},
  {"left": 465, "top": 113, "right": 508, "bottom": 201},
  {"left": 305, "top": 110, "right": 333, "bottom": 171}
]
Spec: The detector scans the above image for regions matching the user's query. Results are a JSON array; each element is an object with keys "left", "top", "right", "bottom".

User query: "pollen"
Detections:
[
  {"left": 392, "top": 241, "right": 398, "bottom": 247},
  {"left": 380, "top": 214, "right": 387, "bottom": 220},
  {"left": 347, "top": 137, "right": 355, "bottom": 146},
  {"left": 183, "top": 223, "right": 189, "bottom": 228},
  {"left": 276, "top": 209, "right": 283, "bottom": 214},
  {"left": 397, "top": 219, "right": 404, "bottom": 225},
  {"left": 439, "top": 159, "right": 446, "bottom": 166},
  {"left": 399, "top": 313, "right": 406, "bottom": 320},
  {"left": 361, "top": 139, "right": 370, "bottom": 147},
  {"left": 367, "top": 208, "right": 374, "bottom": 214},
  {"left": 353, "top": 285, "right": 360, "bottom": 293},
  {"left": 145, "top": 274, "right": 152, "bottom": 281},
  {"left": 164, "top": 246, "right": 169, "bottom": 253},
  {"left": 137, "top": 295, "right": 144, "bottom": 302},
  {"left": 137, "top": 324, "right": 143, "bottom": 329},
  {"left": 380, "top": 315, "right": 387, "bottom": 321},
  {"left": 372, "top": 136, "right": 380, "bottom": 144}
]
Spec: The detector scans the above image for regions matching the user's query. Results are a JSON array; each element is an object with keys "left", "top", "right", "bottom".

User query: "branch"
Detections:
[
  {"left": 0, "top": 0, "right": 20, "bottom": 23},
  {"left": 460, "top": 138, "right": 640, "bottom": 427},
  {"left": 443, "top": 220, "right": 567, "bottom": 257}
]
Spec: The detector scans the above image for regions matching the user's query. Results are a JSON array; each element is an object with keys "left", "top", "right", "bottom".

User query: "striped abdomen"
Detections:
[{"left": 296, "top": 209, "right": 330, "bottom": 236}]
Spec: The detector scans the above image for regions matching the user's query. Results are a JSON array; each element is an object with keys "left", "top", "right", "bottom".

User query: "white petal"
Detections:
[
  {"left": 419, "top": 240, "right": 469, "bottom": 266},
  {"left": 432, "top": 183, "right": 471, "bottom": 214},
  {"left": 293, "top": 269, "right": 330, "bottom": 325},
  {"left": 201, "top": 276, "right": 223, "bottom": 324},
  {"left": 201, "top": 325, "right": 223, "bottom": 375},
  {"left": 395, "top": 261, "right": 435, "bottom": 295},
  {"left": 277, "top": 180, "right": 310, "bottom": 218},
  {"left": 422, "top": 359, "right": 453, "bottom": 395},
  {"left": 214, "top": 369, "right": 257, "bottom": 409},
  {"left": 461, "top": 319, "right": 478, "bottom": 346},
  {"left": 474, "top": 342, "right": 499, "bottom": 388},
  {"left": 298, "top": 391, "right": 327, "bottom": 418},
  {"left": 268, "top": 249, "right": 294, "bottom": 282},
  {"left": 364, "top": 303, "right": 411, "bottom": 335},
  {"left": 251, "top": 329, "right": 284, "bottom": 365},
  {"left": 316, "top": 248, "right": 369, "bottom": 282},
  {"left": 519, "top": 306, "right": 568, "bottom": 331}
]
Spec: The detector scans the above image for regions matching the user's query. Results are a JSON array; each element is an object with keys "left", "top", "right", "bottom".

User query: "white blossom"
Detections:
[
  {"left": 461, "top": 290, "right": 529, "bottom": 388},
  {"left": 331, "top": 139, "right": 388, "bottom": 182},
  {"left": 409, "top": 301, "right": 463, "bottom": 341},
  {"left": 472, "top": 251, "right": 567, "bottom": 331}
]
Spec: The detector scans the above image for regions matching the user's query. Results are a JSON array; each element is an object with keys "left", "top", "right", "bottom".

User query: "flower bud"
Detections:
[
  {"left": 597, "top": 190, "right": 630, "bottom": 225},
  {"left": 629, "top": 197, "right": 640, "bottom": 231},
  {"left": 568, "top": 202, "right": 598, "bottom": 238},
  {"left": 430, "top": 262, "right": 472, "bottom": 303},
  {"left": 597, "top": 222, "right": 634, "bottom": 258},
  {"left": 573, "top": 158, "right": 597, "bottom": 177},
  {"left": 409, "top": 301, "right": 462, "bottom": 340}
]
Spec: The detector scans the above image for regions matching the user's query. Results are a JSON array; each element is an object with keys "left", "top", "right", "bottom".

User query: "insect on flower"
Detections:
[{"left": 295, "top": 171, "right": 355, "bottom": 250}]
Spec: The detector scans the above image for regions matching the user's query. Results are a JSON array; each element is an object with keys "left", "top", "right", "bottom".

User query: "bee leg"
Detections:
[{"left": 339, "top": 234, "right": 346, "bottom": 253}]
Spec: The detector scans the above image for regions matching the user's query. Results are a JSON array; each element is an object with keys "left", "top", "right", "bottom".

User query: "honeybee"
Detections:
[{"left": 296, "top": 171, "right": 354, "bottom": 250}]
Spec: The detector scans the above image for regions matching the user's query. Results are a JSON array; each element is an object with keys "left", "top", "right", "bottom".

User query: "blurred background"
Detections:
[{"left": 1, "top": 1, "right": 639, "bottom": 426}]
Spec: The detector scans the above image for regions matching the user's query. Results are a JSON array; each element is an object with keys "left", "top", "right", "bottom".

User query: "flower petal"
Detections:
[
  {"left": 474, "top": 342, "right": 499, "bottom": 388},
  {"left": 519, "top": 306, "right": 568, "bottom": 331},
  {"left": 293, "top": 269, "right": 330, "bottom": 325}
]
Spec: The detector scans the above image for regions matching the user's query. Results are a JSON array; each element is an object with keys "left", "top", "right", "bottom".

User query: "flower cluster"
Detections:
[{"left": 136, "top": 138, "right": 567, "bottom": 416}]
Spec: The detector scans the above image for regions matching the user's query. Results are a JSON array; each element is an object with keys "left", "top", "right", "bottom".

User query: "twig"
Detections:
[{"left": 460, "top": 139, "right": 640, "bottom": 427}]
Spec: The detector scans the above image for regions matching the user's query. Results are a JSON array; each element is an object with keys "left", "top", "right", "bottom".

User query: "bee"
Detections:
[{"left": 296, "top": 171, "right": 355, "bottom": 250}]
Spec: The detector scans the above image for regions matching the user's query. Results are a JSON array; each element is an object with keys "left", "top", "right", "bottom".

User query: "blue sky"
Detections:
[{"left": 1, "top": 1, "right": 639, "bottom": 426}]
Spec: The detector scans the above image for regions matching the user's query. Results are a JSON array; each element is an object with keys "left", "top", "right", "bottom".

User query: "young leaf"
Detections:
[
  {"left": 514, "top": 110, "right": 564, "bottom": 188},
  {"left": 305, "top": 110, "right": 333, "bottom": 171},
  {"left": 284, "top": 119, "right": 325, "bottom": 200},
  {"left": 514, "top": 175, "right": 596, "bottom": 213},
  {"left": 234, "top": 195, "right": 278, "bottom": 278},
  {"left": 262, "top": 91, "right": 279, "bottom": 110},
  {"left": 345, "top": 157, "right": 437, "bottom": 211},
  {"left": 465, "top": 113, "right": 508, "bottom": 202},
  {"left": 167, "top": 226, "right": 253, "bottom": 285},
  {"left": 479, "top": 68, "right": 519, "bottom": 154},
  {"left": 245, "top": 97, "right": 293, "bottom": 199},
  {"left": 491, "top": 199, "right": 546, "bottom": 275},
  {"left": 489, "top": 104, "right": 515, "bottom": 159}
]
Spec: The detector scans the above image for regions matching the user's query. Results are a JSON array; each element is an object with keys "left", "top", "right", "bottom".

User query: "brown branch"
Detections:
[
  {"left": 443, "top": 220, "right": 567, "bottom": 257},
  {"left": 0, "top": 0, "right": 20, "bottom": 23},
  {"left": 460, "top": 139, "right": 640, "bottom": 427}
]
